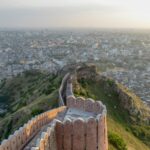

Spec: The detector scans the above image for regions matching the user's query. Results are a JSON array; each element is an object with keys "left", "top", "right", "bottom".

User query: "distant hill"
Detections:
[
  {"left": 0, "top": 70, "right": 62, "bottom": 141},
  {"left": 72, "top": 65, "right": 150, "bottom": 150}
]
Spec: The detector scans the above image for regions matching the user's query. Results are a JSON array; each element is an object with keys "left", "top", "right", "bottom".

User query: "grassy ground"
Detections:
[
  {"left": 74, "top": 79, "right": 150, "bottom": 150},
  {"left": 0, "top": 71, "right": 61, "bottom": 142}
]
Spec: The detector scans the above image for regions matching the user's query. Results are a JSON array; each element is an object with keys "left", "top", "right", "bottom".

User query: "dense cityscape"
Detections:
[{"left": 0, "top": 29, "right": 150, "bottom": 106}]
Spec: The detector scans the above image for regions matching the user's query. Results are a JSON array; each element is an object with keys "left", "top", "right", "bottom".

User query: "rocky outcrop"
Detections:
[{"left": 74, "top": 64, "right": 150, "bottom": 125}]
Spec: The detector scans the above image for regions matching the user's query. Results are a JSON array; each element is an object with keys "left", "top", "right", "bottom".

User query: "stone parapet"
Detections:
[
  {"left": 58, "top": 73, "right": 70, "bottom": 106},
  {"left": 0, "top": 106, "right": 66, "bottom": 150},
  {"left": 0, "top": 73, "right": 108, "bottom": 150}
]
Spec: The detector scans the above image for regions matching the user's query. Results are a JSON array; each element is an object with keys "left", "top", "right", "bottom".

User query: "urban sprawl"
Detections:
[{"left": 0, "top": 30, "right": 150, "bottom": 105}]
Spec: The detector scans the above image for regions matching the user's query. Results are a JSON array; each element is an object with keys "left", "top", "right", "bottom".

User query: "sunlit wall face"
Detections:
[{"left": 0, "top": 0, "right": 150, "bottom": 28}]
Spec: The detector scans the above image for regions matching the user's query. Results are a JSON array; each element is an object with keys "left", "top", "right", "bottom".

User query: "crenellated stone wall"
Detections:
[
  {"left": 0, "top": 107, "right": 66, "bottom": 150},
  {"left": 30, "top": 96, "right": 108, "bottom": 150},
  {"left": 58, "top": 73, "right": 70, "bottom": 106},
  {"left": 0, "top": 73, "right": 108, "bottom": 150},
  {"left": 64, "top": 96, "right": 108, "bottom": 150}
]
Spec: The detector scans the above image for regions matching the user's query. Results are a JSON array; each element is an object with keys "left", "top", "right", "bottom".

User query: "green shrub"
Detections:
[
  {"left": 131, "top": 125, "right": 150, "bottom": 146},
  {"left": 31, "top": 108, "right": 43, "bottom": 116},
  {"left": 108, "top": 131, "right": 127, "bottom": 150},
  {"left": 107, "top": 79, "right": 115, "bottom": 87}
]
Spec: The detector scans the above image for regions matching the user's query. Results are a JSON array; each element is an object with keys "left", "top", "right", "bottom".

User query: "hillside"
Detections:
[
  {"left": 73, "top": 65, "right": 150, "bottom": 150},
  {"left": 0, "top": 65, "right": 150, "bottom": 150},
  {"left": 0, "top": 70, "right": 62, "bottom": 141}
]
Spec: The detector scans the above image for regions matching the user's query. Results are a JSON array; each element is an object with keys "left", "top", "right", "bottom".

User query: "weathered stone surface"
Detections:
[
  {"left": 66, "top": 82, "right": 73, "bottom": 97},
  {"left": 1, "top": 140, "right": 11, "bottom": 150},
  {"left": 55, "top": 120, "right": 64, "bottom": 150},
  {"left": 67, "top": 96, "right": 76, "bottom": 108},
  {"left": 46, "top": 127, "right": 51, "bottom": 136},
  {"left": 94, "top": 101, "right": 102, "bottom": 114},
  {"left": 22, "top": 126, "right": 28, "bottom": 145},
  {"left": 76, "top": 97, "right": 85, "bottom": 110},
  {"left": 8, "top": 135, "right": 17, "bottom": 150},
  {"left": 104, "top": 115, "right": 108, "bottom": 150},
  {"left": 49, "top": 127, "right": 57, "bottom": 150},
  {"left": 39, "top": 139, "right": 45, "bottom": 150},
  {"left": 36, "top": 116, "right": 41, "bottom": 129},
  {"left": 64, "top": 118, "right": 72, "bottom": 150},
  {"left": 23, "top": 124, "right": 28, "bottom": 143},
  {"left": 44, "top": 133, "right": 49, "bottom": 150},
  {"left": 73, "top": 118, "right": 85, "bottom": 150},
  {"left": 0, "top": 145, "right": 3, "bottom": 150},
  {"left": 85, "top": 99, "right": 94, "bottom": 112},
  {"left": 15, "top": 130, "right": 22, "bottom": 149},
  {"left": 97, "top": 114, "right": 107, "bottom": 150},
  {"left": 26, "top": 122, "right": 31, "bottom": 139},
  {"left": 86, "top": 117, "right": 97, "bottom": 150},
  {"left": 41, "top": 132, "right": 49, "bottom": 150},
  {"left": 31, "top": 147, "right": 39, "bottom": 150},
  {"left": 36, "top": 138, "right": 41, "bottom": 148}
]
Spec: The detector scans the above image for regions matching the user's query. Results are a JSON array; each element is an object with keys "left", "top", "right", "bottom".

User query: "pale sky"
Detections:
[{"left": 0, "top": 0, "right": 150, "bottom": 29}]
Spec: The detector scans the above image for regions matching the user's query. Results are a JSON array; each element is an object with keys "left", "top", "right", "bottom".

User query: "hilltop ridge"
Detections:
[
  {"left": 72, "top": 64, "right": 150, "bottom": 149},
  {"left": 0, "top": 64, "right": 150, "bottom": 150}
]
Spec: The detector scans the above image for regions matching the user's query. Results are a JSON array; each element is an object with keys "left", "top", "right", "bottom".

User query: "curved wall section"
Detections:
[{"left": 0, "top": 107, "right": 66, "bottom": 150}]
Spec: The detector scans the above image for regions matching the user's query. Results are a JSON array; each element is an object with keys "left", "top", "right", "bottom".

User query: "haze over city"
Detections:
[{"left": 0, "top": 0, "right": 150, "bottom": 29}]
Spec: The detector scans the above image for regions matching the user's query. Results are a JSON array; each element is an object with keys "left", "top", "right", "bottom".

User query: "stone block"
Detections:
[
  {"left": 26, "top": 121, "right": 32, "bottom": 138},
  {"left": 67, "top": 96, "right": 76, "bottom": 108},
  {"left": 63, "top": 118, "right": 72, "bottom": 150},
  {"left": 31, "top": 118, "right": 36, "bottom": 134},
  {"left": 86, "top": 117, "right": 97, "bottom": 150},
  {"left": 73, "top": 118, "right": 85, "bottom": 150},
  {"left": 1, "top": 140, "right": 11, "bottom": 150},
  {"left": 55, "top": 120, "right": 64, "bottom": 150},
  {"left": 39, "top": 139, "right": 45, "bottom": 150},
  {"left": 15, "top": 130, "right": 22, "bottom": 149},
  {"left": 19, "top": 127, "right": 26, "bottom": 146},
  {"left": 76, "top": 97, "right": 85, "bottom": 110},
  {"left": 94, "top": 101, "right": 102, "bottom": 114},
  {"left": 46, "top": 127, "right": 51, "bottom": 136},
  {"left": 39, "top": 115, "right": 43, "bottom": 127},
  {"left": 31, "top": 147, "right": 39, "bottom": 150},
  {"left": 44, "top": 133, "right": 49, "bottom": 150},
  {"left": 8, "top": 135, "right": 17, "bottom": 150},
  {"left": 29, "top": 120, "right": 34, "bottom": 136},
  {"left": 23, "top": 124, "right": 28, "bottom": 143},
  {"left": 85, "top": 99, "right": 94, "bottom": 112},
  {"left": 0, "top": 145, "right": 3, "bottom": 150},
  {"left": 97, "top": 114, "right": 106, "bottom": 150}
]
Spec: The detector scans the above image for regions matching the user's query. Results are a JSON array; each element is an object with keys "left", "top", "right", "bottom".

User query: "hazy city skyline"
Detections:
[{"left": 0, "top": 0, "right": 150, "bottom": 29}]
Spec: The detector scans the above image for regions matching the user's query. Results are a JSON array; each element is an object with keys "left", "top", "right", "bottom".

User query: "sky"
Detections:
[{"left": 0, "top": 0, "right": 150, "bottom": 29}]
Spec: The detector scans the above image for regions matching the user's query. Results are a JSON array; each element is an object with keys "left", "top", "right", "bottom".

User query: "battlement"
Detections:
[
  {"left": 0, "top": 107, "right": 66, "bottom": 150},
  {"left": 0, "top": 74, "right": 108, "bottom": 150},
  {"left": 28, "top": 97, "right": 107, "bottom": 150}
]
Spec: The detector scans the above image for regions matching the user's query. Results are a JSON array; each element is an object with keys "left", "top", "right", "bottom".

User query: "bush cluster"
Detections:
[{"left": 108, "top": 131, "right": 127, "bottom": 150}]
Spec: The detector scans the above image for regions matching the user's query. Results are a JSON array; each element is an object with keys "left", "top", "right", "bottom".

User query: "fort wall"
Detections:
[
  {"left": 0, "top": 107, "right": 66, "bottom": 150},
  {"left": 58, "top": 73, "right": 70, "bottom": 106},
  {"left": 0, "top": 73, "right": 108, "bottom": 150},
  {"left": 29, "top": 96, "right": 108, "bottom": 150},
  {"left": 29, "top": 75, "right": 108, "bottom": 150}
]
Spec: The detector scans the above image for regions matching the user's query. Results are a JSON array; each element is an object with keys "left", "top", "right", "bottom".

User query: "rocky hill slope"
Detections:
[{"left": 72, "top": 64, "right": 150, "bottom": 150}]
